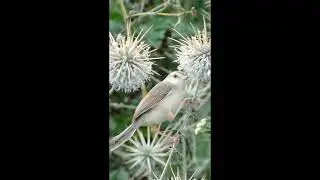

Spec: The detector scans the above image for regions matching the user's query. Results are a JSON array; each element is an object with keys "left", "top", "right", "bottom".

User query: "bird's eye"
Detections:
[{"left": 173, "top": 74, "right": 178, "bottom": 78}]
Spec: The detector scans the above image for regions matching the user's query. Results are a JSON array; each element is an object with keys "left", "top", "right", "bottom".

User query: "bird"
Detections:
[{"left": 109, "top": 71, "right": 189, "bottom": 152}]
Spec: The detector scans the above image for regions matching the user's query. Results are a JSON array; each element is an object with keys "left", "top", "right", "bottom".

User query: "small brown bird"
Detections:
[{"left": 109, "top": 71, "right": 189, "bottom": 152}]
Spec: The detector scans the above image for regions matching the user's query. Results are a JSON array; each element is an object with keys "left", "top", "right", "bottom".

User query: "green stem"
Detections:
[
  {"left": 129, "top": 11, "right": 192, "bottom": 18},
  {"left": 192, "top": 80, "right": 199, "bottom": 101},
  {"left": 182, "top": 137, "right": 187, "bottom": 180},
  {"left": 140, "top": 0, "right": 145, "bottom": 12},
  {"left": 182, "top": 117, "right": 188, "bottom": 180},
  {"left": 192, "top": 133, "right": 197, "bottom": 164},
  {"left": 145, "top": 0, "right": 170, "bottom": 14},
  {"left": 119, "top": 0, "right": 128, "bottom": 23},
  {"left": 158, "top": 66, "right": 171, "bottom": 74}
]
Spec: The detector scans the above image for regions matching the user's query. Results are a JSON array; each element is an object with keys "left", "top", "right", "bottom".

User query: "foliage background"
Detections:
[{"left": 109, "top": 0, "right": 211, "bottom": 179}]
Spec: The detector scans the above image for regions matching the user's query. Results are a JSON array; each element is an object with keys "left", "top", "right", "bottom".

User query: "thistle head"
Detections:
[
  {"left": 113, "top": 126, "right": 178, "bottom": 179},
  {"left": 152, "top": 163, "right": 206, "bottom": 180},
  {"left": 109, "top": 25, "right": 162, "bottom": 93},
  {"left": 170, "top": 16, "right": 211, "bottom": 82}
]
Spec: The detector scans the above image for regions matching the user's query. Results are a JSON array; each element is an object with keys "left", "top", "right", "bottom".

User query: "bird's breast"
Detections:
[{"left": 140, "top": 92, "right": 185, "bottom": 126}]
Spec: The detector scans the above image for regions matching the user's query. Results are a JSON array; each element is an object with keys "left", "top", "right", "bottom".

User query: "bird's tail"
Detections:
[{"left": 109, "top": 123, "right": 138, "bottom": 152}]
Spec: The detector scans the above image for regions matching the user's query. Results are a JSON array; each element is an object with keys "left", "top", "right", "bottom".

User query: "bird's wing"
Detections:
[{"left": 132, "top": 81, "right": 172, "bottom": 122}]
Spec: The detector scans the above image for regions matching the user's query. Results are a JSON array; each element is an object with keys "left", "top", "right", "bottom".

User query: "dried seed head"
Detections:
[
  {"left": 114, "top": 126, "right": 177, "bottom": 179},
  {"left": 170, "top": 16, "right": 211, "bottom": 82},
  {"left": 109, "top": 25, "right": 162, "bottom": 93},
  {"left": 161, "top": 164, "right": 206, "bottom": 180}
]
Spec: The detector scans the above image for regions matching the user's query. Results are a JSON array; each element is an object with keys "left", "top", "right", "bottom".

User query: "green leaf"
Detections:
[
  {"left": 109, "top": 117, "right": 116, "bottom": 131},
  {"left": 132, "top": 16, "right": 176, "bottom": 48},
  {"left": 199, "top": 101, "right": 211, "bottom": 115},
  {"left": 195, "top": 133, "right": 210, "bottom": 166},
  {"left": 117, "top": 168, "right": 129, "bottom": 180},
  {"left": 154, "top": 0, "right": 162, "bottom": 5},
  {"left": 109, "top": 170, "right": 118, "bottom": 180},
  {"left": 109, "top": 20, "right": 123, "bottom": 33},
  {"left": 131, "top": 97, "right": 140, "bottom": 106}
]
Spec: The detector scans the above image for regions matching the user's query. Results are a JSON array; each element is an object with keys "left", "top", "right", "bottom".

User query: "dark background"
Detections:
[{"left": 2, "top": 0, "right": 318, "bottom": 180}]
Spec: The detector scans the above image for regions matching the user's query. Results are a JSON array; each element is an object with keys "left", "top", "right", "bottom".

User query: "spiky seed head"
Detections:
[
  {"left": 113, "top": 126, "right": 177, "bottom": 179},
  {"left": 109, "top": 25, "right": 162, "bottom": 93},
  {"left": 170, "top": 16, "right": 211, "bottom": 82}
]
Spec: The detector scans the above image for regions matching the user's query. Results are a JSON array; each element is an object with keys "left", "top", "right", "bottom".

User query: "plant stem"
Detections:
[
  {"left": 129, "top": 11, "right": 192, "bottom": 18},
  {"left": 182, "top": 138, "right": 187, "bottom": 180},
  {"left": 151, "top": 75, "right": 161, "bottom": 83},
  {"left": 109, "top": 102, "right": 136, "bottom": 109},
  {"left": 192, "top": 133, "right": 197, "bottom": 164},
  {"left": 158, "top": 66, "right": 171, "bottom": 74},
  {"left": 182, "top": 117, "right": 188, "bottom": 180},
  {"left": 140, "top": 0, "right": 145, "bottom": 12},
  {"left": 119, "top": 0, "right": 128, "bottom": 23},
  {"left": 159, "top": 143, "right": 176, "bottom": 180},
  {"left": 192, "top": 80, "right": 200, "bottom": 101},
  {"left": 141, "top": 84, "right": 147, "bottom": 97},
  {"left": 149, "top": 0, "right": 167, "bottom": 12},
  {"left": 109, "top": 87, "right": 114, "bottom": 96}
]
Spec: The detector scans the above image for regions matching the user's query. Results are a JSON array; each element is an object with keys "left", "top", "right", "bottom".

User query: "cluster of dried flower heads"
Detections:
[{"left": 109, "top": 17, "right": 211, "bottom": 93}]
